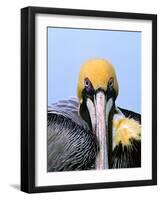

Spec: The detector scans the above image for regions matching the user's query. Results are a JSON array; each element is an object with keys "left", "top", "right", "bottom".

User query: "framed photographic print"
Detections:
[{"left": 21, "top": 6, "right": 157, "bottom": 193}]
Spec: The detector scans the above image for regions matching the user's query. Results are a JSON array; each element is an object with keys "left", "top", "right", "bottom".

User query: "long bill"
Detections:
[
  {"left": 95, "top": 92, "right": 114, "bottom": 169},
  {"left": 86, "top": 91, "right": 113, "bottom": 170},
  {"left": 95, "top": 91, "right": 108, "bottom": 169}
]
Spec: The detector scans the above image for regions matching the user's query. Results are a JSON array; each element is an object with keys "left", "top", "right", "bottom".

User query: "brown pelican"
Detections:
[{"left": 48, "top": 59, "right": 141, "bottom": 172}]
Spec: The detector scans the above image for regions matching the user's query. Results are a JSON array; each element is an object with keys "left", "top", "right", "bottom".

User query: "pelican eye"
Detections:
[
  {"left": 84, "top": 77, "right": 94, "bottom": 94},
  {"left": 108, "top": 78, "right": 114, "bottom": 89},
  {"left": 84, "top": 79, "right": 89, "bottom": 87}
]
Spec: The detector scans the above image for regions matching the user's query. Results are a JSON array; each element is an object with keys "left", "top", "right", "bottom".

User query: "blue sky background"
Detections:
[{"left": 48, "top": 27, "right": 141, "bottom": 113}]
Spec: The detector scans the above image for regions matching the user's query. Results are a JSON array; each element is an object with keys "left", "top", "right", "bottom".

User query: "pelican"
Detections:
[{"left": 48, "top": 59, "right": 141, "bottom": 171}]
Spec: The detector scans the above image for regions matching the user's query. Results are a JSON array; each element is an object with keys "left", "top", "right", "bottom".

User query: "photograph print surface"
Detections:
[{"left": 47, "top": 27, "right": 141, "bottom": 172}]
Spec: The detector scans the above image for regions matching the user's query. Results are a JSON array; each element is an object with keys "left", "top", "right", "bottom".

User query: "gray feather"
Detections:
[{"left": 48, "top": 97, "right": 90, "bottom": 131}]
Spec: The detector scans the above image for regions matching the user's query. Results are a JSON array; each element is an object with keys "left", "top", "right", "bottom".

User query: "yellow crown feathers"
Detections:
[{"left": 77, "top": 58, "right": 119, "bottom": 103}]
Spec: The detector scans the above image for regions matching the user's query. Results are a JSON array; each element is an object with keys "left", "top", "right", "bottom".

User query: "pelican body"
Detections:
[{"left": 48, "top": 59, "right": 141, "bottom": 172}]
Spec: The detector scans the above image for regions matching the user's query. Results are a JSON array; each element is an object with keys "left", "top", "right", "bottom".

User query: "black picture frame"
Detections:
[{"left": 21, "top": 6, "right": 157, "bottom": 193}]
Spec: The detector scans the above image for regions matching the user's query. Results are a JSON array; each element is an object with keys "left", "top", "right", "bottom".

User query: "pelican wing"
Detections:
[
  {"left": 47, "top": 97, "right": 98, "bottom": 171},
  {"left": 118, "top": 107, "right": 141, "bottom": 123},
  {"left": 48, "top": 97, "right": 90, "bottom": 131}
]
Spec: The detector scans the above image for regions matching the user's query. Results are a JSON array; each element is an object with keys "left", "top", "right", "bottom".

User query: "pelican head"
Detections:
[{"left": 77, "top": 58, "right": 119, "bottom": 169}]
